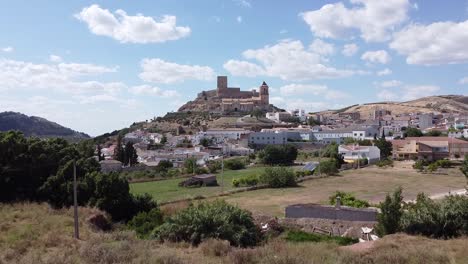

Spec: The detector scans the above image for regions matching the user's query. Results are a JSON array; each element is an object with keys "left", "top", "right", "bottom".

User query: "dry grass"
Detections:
[
  {"left": 222, "top": 161, "right": 466, "bottom": 216},
  {"left": 1, "top": 203, "right": 467, "bottom": 264}
]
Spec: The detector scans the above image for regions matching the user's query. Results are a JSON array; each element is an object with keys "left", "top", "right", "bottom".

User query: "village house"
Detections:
[
  {"left": 392, "top": 137, "right": 468, "bottom": 161},
  {"left": 338, "top": 145, "right": 381, "bottom": 164}
]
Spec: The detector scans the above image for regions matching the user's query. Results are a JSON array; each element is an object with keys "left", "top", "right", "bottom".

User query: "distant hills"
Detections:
[
  {"left": 317, "top": 95, "right": 468, "bottom": 118},
  {"left": 0, "top": 112, "right": 90, "bottom": 140}
]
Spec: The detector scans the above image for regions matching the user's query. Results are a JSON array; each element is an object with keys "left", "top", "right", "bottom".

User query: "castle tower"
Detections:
[
  {"left": 259, "top": 81, "right": 269, "bottom": 105},
  {"left": 217, "top": 76, "right": 228, "bottom": 96}
]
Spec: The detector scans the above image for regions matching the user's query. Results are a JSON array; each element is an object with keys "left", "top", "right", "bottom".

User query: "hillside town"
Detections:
[{"left": 99, "top": 76, "right": 468, "bottom": 172}]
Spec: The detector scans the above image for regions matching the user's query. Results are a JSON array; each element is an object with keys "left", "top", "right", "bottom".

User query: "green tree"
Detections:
[
  {"left": 199, "top": 137, "right": 212, "bottom": 147},
  {"left": 113, "top": 134, "right": 125, "bottom": 162},
  {"left": 160, "top": 134, "right": 167, "bottom": 144},
  {"left": 376, "top": 187, "right": 403, "bottom": 236},
  {"left": 184, "top": 157, "right": 198, "bottom": 174},
  {"left": 124, "top": 142, "right": 138, "bottom": 166},
  {"left": 224, "top": 158, "right": 246, "bottom": 170},
  {"left": 425, "top": 130, "right": 442, "bottom": 137},
  {"left": 316, "top": 159, "right": 339, "bottom": 175},
  {"left": 250, "top": 108, "right": 264, "bottom": 120},
  {"left": 404, "top": 127, "right": 423, "bottom": 137},
  {"left": 154, "top": 200, "right": 261, "bottom": 247},
  {"left": 156, "top": 160, "right": 173, "bottom": 172},
  {"left": 96, "top": 145, "right": 104, "bottom": 161},
  {"left": 460, "top": 155, "right": 468, "bottom": 184},
  {"left": 259, "top": 167, "right": 297, "bottom": 188},
  {"left": 374, "top": 137, "right": 393, "bottom": 159},
  {"left": 329, "top": 191, "right": 370, "bottom": 208},
  {"left": 258, "top": 144, "right": 298, "bottom": 165},
  {"left": 127, "top": 208, "right": 164, "bottom": 238}
]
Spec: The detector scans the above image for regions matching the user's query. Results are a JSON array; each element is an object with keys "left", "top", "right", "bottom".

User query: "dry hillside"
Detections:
[{"left": 317, "top": 95, "right": 468, "bottom": 118}]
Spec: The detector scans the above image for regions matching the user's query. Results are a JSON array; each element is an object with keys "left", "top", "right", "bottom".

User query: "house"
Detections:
[
  {"left": 392, "top": 137, "right": 468, "bottom": 161},
  {"left": 338, "top": 145, "right": 381, "bottom": 164},
  {"left": 265, "top": 112, "right": 292, "bottom": 123},
  {"left": 249, "top": 131, "right": 288, "bottom": 145}
]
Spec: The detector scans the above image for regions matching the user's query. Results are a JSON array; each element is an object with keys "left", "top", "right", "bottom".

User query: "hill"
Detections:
[
  {"left": 316, "top": 95, "right": 468, "bottom": 118},
  {"left": 1, "top": 203, "right": 467, "bottom": 263},
  {"left": 0, "top": 112, "right": 90, "bottom": 140}
]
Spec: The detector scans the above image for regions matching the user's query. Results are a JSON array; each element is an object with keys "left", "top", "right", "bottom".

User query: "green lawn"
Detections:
[{"left": 130, "top": 166, "right": 270, "bottom": 202}]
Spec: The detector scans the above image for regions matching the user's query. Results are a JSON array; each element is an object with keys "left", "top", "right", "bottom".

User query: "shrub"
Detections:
[
  {"left": 435, "top": 159, "right": 451, "bottom": 168},
  {"left": 127, "top": 208, "right": 164, "bottom": 238},
  {"left": 427, "top": 163, "right": 439, "bottom": 172},
  {"left": 295, "top": 170, "right": 314, "bottom": 178},
  {"left": 401, "top": 194, "right": 468, "bottom": 238},
  {"left": 285, "top": 230, "right": 358, "bottom": 246},
  {"left": 376, "top": 187, "right": 403, "bottom": 236},
  {"left": 258, "top": 144, "right": 298, "bottom": 165},
  {"left": 207, "top": 160, "right": 221, "bottom": 173},
  {"left": 376, "top": 159, "right": 393, "bottom": 167},
  {"left": 259, "top": 167, "right": 296, "bottom": 188},
  {"left": 153, "top": 200, "right": 261, "bottom": 247},
  {"left": 232, "top": 175, "right": 259, "bottom": 188},
  {"left": 329, "top": 191, "right": 370, "bottom": 208},
  {"left": 413, "top": 160, "right": 425, "bottom": 171},
  {"left": 316, "top": 159, "right": 339, "bottom": 175},
  {"left": 194, "top": 167, "right": 208, "bottom": 175},
  {"left": 224, "top": 158, "right": 246, "bottom": 170}
]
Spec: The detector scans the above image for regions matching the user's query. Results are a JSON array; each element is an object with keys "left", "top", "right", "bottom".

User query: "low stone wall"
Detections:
[
  {"left": 285, "top": 204, "right": 378, "bottom": 222},
  {"left": 280, "top": 217, "right": 376, "bottom": 237}
]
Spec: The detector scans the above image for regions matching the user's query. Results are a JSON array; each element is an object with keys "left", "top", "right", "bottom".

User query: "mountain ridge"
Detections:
[{"left": 0, "top": 111, "right": 90, "bottom": 140}]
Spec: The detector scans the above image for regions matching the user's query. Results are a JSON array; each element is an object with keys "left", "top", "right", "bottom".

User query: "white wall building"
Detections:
[
  {"left": 249, "top": 131, "right": 288, "bottom": 145},
  {"left": 338, "top": 145, "right": 381, "bottom": 164}
]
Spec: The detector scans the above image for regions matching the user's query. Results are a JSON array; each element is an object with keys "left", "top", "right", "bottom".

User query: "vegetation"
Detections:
[
  {"left": 376, "top": 158, "right": 393, "bottom": 167},
  {"left": 127, "top": 208, "right": 164, "bottom": 238},
  {"left": 285, "top": 230, "right": 358, "bottom": 246},
  {"left": 183, "top": 157, "right": 198, "bottom": 174},
  {"left": 329, "top": 191, "right": 370, "bottom": 208},
  {"left": 257, "top": 144, "right": 298, "bottom": 165},
  {"left": 0, "top": 130, "right": 155, "bottom": 222},
  {"left": 232, "top": 175, "right": 259, "bottom": 187},
  {"left": 199, "top": 137, "right": 212, "bottom": 147},
  {"left": 376, "top": 187, "right": 403, "bottom": 236},
  {"left": 316, "top": 159, "right": 339, "bottom": 175},
  {"left": 374, "top": 137, "right": 392, "bottom": 159},
  {"left": 460, "top": 155, "right": 468, "bottom": 183},
  {"left": 404, "top": 127, "right": 423, "bottom": 137},
  {"left": 224, "top": 158, "right": 246, "bottom": 170},
  {"left": 343, "top": 138, "right": 373, "bottom": 146},
  {"left": 259, "top": 167, "right": 297, "bottom": 188},
  {"left": 153, "top": 200, "right": 261, "bottom": 247}
]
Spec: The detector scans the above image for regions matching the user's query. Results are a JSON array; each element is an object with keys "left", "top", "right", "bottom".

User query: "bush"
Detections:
[
  {"left": 153, "top": 200, "right": 261, "bottom": 247},
  {"left": 295, "top": 170, "right": 314, "bottom": 178},
  {"left": 329, "top": 191, "right": 370, "bottom": 208},
  {"left": 207, "top": 160, "right": 221, "bottom": 173},
  {"left": 258, "top": 144, "right": 298, "bottom": 165},
  {"left": 413, "top": 160, "right": 425, "bottom": 171},
  {"left": 285, "top": 230, "right": 357, "bottom": 246},
  {"left": 259, "top": 167, "right": 297, "bottom": 188},
  {"left": 232, "top": 175, "right": 259, "bottom": 188},
  {"left": 427, "top": 163, "right": 439, "bottom": 172},
  {"left": 200, "top": 239, "right": 232, "bottom": 257},
  {"left": 376, "top": 159, "right": 393, "bottom": 167},
  {"left": 401, "top": 194, "right": 468, "bottom": 238},
  {"left": 194, "top": 167, "right": 208, "bottom": 175},
  {"left": 376, "top": 187, "right": 403, "bottom": 236},
  {"left": 224, "top": 158, "right": 246, "bottom": 170},
  {"left": 435, "top": 159, "right": 451, "bottom": 168},
  {"left": 127, "top": 208, "right": 164, "bottom": 238},
  {"left": 316, "top": 159, "right": 339, "bottom": 175}
]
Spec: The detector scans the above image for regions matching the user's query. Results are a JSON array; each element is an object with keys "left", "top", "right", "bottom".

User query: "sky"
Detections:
[{"left": 0, "top": 0, "right": 468, "bottom": 136}]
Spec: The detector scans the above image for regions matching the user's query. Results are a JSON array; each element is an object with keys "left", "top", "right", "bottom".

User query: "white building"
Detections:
[
  {"left": 249, "top": 131, "right": 288, "bottom": 145},
  {"left": 198, "top": 128, "right": 250, "bottom": 144},
  {"left": 338, "top": 145, "right": 381, "bottom": 164},
  {"left": 288, "top": 109, "right": 307, "bottom": 122},
  {"left": 448, "top": 129, "right": 468, "bottom": 139},
  {"left": 265, "top": 112, "right": 292, "bottom": 123}
]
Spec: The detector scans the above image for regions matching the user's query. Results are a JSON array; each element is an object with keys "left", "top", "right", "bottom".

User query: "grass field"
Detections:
[
  {"left": 130, "top": 166, "right": 270, "bottom": 202},
  {"left": 222, "top": 161, "right": 467, "bottom": 216}
]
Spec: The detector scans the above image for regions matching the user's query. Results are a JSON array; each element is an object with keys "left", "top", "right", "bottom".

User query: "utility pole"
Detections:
[
  {"left": 73, "top": 160, "right": 79, "bottom": 239},
  {"left": 318, "top": 146, "right": 322, "bottom": 176}
]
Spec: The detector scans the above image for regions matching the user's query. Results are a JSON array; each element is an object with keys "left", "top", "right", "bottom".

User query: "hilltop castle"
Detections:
[{"left": 178, "top": 76, "right": 272, "bottom": 113}]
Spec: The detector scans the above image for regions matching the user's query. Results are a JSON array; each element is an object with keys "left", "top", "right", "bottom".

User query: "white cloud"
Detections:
[
  {"left": 139, "top": 58, "right": 215, "bottom": 84},
  {"left": 402, "top": 85, "right": 440, "bottom": 101},
  {"left": 75, "top": 4, "right": 190, "bottom": 44},
  {"left": 49, "top": 55, "right": 63, "bottom": 63},
  {"left": 237, "top": 16, "right": 242, "bottom": 23},
  {"left": 234, "top": 0, "right": 251, "bottom": 8},
  {"left": 280, "top": 29, "right": 288, "bottom": 34},
  {"left": 223, "top": 60, "right": 265, "bottom": 77},
  {"left": 280, "top": 83, "right": 349, "bottom": 100},
  {"left": 379, "top": 80, "right": 402, "bottom": 88},
  {"left": 377, "top": 68, "right": 392, "bottom": 76},
  {"left": 2, "top": 46, "right": 13, "bottom": 53},
  {"left": 129, "top": 85, "right": 180, "bottom": 98},
  {"left": 390, "top": 20, "right": 468, "bottom": 65},
  {"left": 224, "top": 39, "right": 354, "bottom": 81},
  {"left": 377, "top": 85, "right": 440, "bottom": 101},
  {"left": 377, "top": 89, "right": 398, "bottom": 101},
  {"left": 0, "top": 58, "right": 121, "bottom": 94},
  {"left": 300, "top": 0, "right": 411, "bottom": 42},
  {"left": 361, "top": 50, "right": 391, "bottom": 64},
  {"left": 309, "top": 39, "right": 335, "bottom": 56},
  {"left": 342, "top": 43, "right": 358, "bottom": 56},
  {"left": 459, "top": 77, "right": 468, "bottom": 84}
]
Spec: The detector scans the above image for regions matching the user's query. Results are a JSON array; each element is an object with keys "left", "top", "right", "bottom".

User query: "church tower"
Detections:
[{"left": 259, "top": 81, "right": 269, "bottom": 105}]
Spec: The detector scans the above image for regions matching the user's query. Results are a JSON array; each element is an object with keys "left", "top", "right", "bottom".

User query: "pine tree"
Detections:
[
  {"left": 113, "top": 134, "right": 125, "bottom": 162},
  {"left": 124, "top": 142, "right": 138, "bottom": 166}
]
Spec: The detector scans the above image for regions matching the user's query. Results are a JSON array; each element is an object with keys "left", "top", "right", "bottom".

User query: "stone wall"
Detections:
[{"left": 285, "top": 204, "right": 378, "bottom": 222}]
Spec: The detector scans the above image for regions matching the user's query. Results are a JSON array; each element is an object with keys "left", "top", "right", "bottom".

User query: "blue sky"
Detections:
[{"left": 0, "top": 0, "right": 467, "bottom": 135}]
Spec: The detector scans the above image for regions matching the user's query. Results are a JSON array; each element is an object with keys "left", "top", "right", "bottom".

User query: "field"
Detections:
[
  {"left": 1, "top": 203, "right": 468, "bottom": 264},
  {"left": 130, "top": 166, "right": 270, "bottom": 202},
  {"left": 223, "top": 161, "right": 467, "bottom": 216}
]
